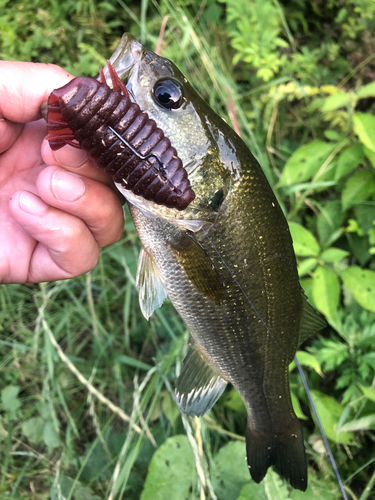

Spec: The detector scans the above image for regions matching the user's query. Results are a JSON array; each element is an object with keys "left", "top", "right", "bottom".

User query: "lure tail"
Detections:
[{"left": 246, "top": 419, "right": 307, "bottom": 491}]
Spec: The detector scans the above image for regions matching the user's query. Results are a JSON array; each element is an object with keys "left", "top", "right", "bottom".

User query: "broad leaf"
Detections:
[
  {"left": 363, "top": 145, "right": 375, "bottom": 168},
  {"left": 279, "top": 142, "right": 336, "bottom": 186},
  {"left": 291, "top": 391, "right": 308, "bottom": 420},
  {"left": 341, "top": 267, "right": 375, "bottom": 312},
  {"left": 290, "top": 351, "right": 323, "bottom": 377},
  {"left": 297, "top": 257, "right": 318, "bottom": 277},
  {"left": 289, "top": 222, "right": 321, "bottom": 257},
  {"left": 321, "top": 93, "right": 351, "bottom": 112},
  {"left": 310, "top": 391, "right": 355, "bottom": 444},
  {"left": 357, "top": 82, "right": 375, "bottom": 99},
  {"left": 236, "top": 482, "right": 267, "bottom": 500},
  {"left": 212, "top": 441, "right": 250, "bottom": 500},
  {"left": 140, "top": 435, "right": 196, "bottom": 500},
  {"left": 360, "top": 385, "right": 375, "bottom": 403},
  {"left": 1, "top": 385, "right": 21, "bottom": 412},
  {"left": 339, "top": 414, "right": 375, "bottom": 432},
  {"left": 341, "top": 170, "right": 375, "bottom": 211},
  {"left": 352, "top": 113, "right": 375, "bottom": 152},
  {"left": 43, "top": 421, "right": 60, "bottom": 450},
  {"left": 317, "top": 202, "right": 344, "bottom": 247},
  {"left": 320, "top": 248, "right": 349, "bottom": 263},
  {"left": 290, "top": 475, "right": 339, "bottom": 499},
  {"left": 312, "top": 266, "right": 340, "bottom": 320},
  {"left": 22, "top": 417, "right": 45, "bottom": 445},
  {"left": 334, "top": 143, "right": 364, "bottom": 181},
  {"left": 264, "top": 469, "right": 290, "bottom": 499}
]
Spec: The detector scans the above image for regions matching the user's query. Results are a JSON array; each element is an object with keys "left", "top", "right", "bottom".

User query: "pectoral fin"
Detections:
[
  {"left": 169, "top": 232, "right": 224, "bottom": 304},
  {"left": 298, "top": 292, "right": 327, "bottom": 346},
  {"left": 176, "top": 342, "right": 227, "bottom": 417},
  {"left": 136, "top": 246, "right": 167, "bottom": 320}
]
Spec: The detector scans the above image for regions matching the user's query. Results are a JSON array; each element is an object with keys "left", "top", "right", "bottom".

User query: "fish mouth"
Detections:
[{"left": 102, "top": 33, "right": 142, "bottom": 87}]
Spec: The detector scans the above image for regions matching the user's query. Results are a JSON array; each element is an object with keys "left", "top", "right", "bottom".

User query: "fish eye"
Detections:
[
  {"left": 152, "top": 78, "right": 184, "bottom": 110},
  {"left": 210, "top": 189, "right": 225, "bottom": 212}
]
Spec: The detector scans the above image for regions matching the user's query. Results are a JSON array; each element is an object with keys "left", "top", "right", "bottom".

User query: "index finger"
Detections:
[{"left": 0, "top": 61, "right": 74, "bottom": 123}]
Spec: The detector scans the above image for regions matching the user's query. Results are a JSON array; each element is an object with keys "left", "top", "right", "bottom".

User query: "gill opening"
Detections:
[{"left": 200, "top": 226, "right": 348, "bottom": 500}]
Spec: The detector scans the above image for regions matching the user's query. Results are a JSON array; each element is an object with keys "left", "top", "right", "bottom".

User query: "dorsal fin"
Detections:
[
  {"left": 136, "top": 246, "right": 167, "bottom": 320},
  {"left": 298, "top": 292, "right": 327, "bottom": 346},
  {"left": 176, "top": 342, "right": 227, "bottom": 417}
]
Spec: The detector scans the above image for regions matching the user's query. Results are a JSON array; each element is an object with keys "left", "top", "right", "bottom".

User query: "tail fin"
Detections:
[{"left": 246, "top": 420, "right": 307, "bottom": 491}]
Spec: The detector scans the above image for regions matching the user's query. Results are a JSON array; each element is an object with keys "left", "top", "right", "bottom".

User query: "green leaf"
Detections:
[
  {"left": 297, "top": 258, "right": 318, "bottom": 277},
  {"left": 0, "top": 418, "right": 8, "bottom": 442},
  {"left": 339, "top": 414, "right": 375, "bottom": 432},
  {"left": 363, "top": 145, "right": 375, "bottom": 168},
  {"left": 341, "top": 170, "right": 375, "bottom": 211},
  {"left": 290, "top": 351, "right": 323, "bottom": 377},
  {"left": 341, "top": 267, "right": 375, "bottom": 312},
  {"left": 291, "top": 391, "right": 308, "bottom": 420},
  {"left": 352, "top": 113, "right": 375, "bottom": 152},
  {"left": 22, "top": 417, "right": 45, "bottom": 445},
  {"left": 140, "top": 435, "right": 196, "bottom": 500},
  {"left": 264, "top": 469, "right": 290, "bottom": 499},
  {"left": 212, "top": 441, "right": 250, "bottom": 500},
  {"left": 320, "top": 248, "right": 349, "bottom": 263},
  {"left": 289, "top": 222, "right": 321, "bottom": 257},
  {"left": 43, "top": 421, "right": 60, "bottom": 450},
  {"left": 223, "top": 388, "right": 247, "bottom": 413},
  {"left": 236, "top": 482, "right": 267, "bottom": 500},
  {"left": 317, "top": 203, "right": 344, "bottom": 247},
  {"left": 312, "top": 266, "right": 340, "bottom": 320},
  {"left": 1, "top": 385, "right": 21, "bottom": 412},
  {"left": 310, "top": 391, "right": 355, "bottom": 444},
  {"left": 357, "top": 82, "right": 375, "bottom": 99},
  {"left": 334, "top": 143, "right": 365, "bottom": 181},
  {"left": 161, "top": 392, "right": 180, "bottom": 426},
  {"left": 300, "top": 278, "right": 315, "bottom": 307},
  {"left": 321, "top": 93, "right": 351, "bottom": 112},
  {"left": 360, "top": 385, "right": 375, "bottom": 403},
  {"left": 279, "top": 142, "right": 336, "bottom": 186},
  {"left": 290, "top": 475, "right": 339, "bottom": 499}
]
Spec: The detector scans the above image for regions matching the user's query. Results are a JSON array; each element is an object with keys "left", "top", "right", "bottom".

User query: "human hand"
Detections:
[{"left": 0, "top": 62, "right": 125, "bottom": 284}]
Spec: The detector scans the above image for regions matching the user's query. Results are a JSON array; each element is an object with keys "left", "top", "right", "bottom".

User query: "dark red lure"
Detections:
[{"left": 46, "top": 63, "right": 195, "bottom": 211}]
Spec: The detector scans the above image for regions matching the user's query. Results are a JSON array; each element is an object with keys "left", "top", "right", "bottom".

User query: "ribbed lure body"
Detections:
[{"left": 46, "top": 70, "right": 195, "bottom": 211}]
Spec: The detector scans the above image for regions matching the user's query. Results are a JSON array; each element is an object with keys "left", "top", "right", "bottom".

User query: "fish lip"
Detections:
[{"left": 103, "top": 33, "right": 143, "bottom": 86}]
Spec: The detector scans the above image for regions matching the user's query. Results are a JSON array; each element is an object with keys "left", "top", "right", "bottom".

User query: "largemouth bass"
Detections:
[{"left": 104, "top": 34, "right": 326, "bottom": 491}]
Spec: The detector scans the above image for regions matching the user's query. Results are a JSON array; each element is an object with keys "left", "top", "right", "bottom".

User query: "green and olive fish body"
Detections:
[{"left": 106, "top": 34, "right": 326, "bottom": 491}]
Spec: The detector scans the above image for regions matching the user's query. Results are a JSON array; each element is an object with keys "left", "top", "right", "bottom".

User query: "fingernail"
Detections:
[
  {"left": 53, "top": 147, "right": 88, "bottom": 168},
  {"left": 20, "top": 192, "right": 48, "bottom": 214},
  {"left": 52, "top": 171, "right": 85, "bottom": 201}
]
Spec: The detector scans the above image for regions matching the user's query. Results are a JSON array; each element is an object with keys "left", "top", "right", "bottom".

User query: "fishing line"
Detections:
[
  {"left": 295, "top": 356, "right": 348, "bottom": 500},
  {"left": 201, "top": 226, "right": 347, "bottom": 497}
]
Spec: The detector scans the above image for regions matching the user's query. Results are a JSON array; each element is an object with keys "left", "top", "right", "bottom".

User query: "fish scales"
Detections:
[{"left": 106, "top": 34, "right": 326, "bottom": 491}]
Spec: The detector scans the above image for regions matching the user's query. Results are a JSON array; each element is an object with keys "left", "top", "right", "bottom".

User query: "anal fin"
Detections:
[
  {"left": 136, "top": 246, "right": 167, "bottom": 320},
  {"left": 176, "top": 342, "right": 227, "bottom": 417}
]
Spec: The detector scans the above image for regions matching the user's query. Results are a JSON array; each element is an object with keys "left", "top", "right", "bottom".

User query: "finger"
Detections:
[
  {"left": 0, "top": 120, "right": 23, "bottom": 153},
  {"left": 37, "top": 166, "right": 125, "bottom": 248},
  {"left": 41, "top": 139, "right": 113, "bottom": 186},
  {"left": 9, "top": 190, "right": 100, "bottom": 282},
  {"left": 0, "top": 62, "right": 73, "bottom": 123}
]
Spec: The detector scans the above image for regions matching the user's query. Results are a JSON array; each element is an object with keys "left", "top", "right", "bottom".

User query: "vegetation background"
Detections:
[{"left": 1, "top": 0, "right": 375, "bottom": 498}]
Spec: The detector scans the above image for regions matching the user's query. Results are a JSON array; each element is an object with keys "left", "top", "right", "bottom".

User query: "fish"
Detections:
[{"left": 102, "top": 34, "right": 326, "bottom": 491}]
